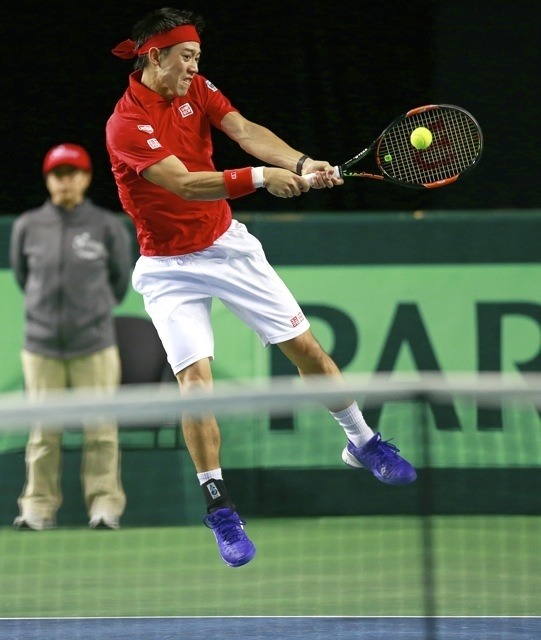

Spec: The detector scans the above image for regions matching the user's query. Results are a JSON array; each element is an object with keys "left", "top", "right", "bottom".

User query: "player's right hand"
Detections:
[{"left": 263, "top": 168, "right": 310, "bottom": 198}]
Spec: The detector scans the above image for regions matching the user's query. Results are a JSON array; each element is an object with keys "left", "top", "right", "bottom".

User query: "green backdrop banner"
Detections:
[
  {"left": 2, "top": 264, "right": 540, "bottom": 467},
  {"left": 1, "top": 212, "right": 541, "bottom": 469}
]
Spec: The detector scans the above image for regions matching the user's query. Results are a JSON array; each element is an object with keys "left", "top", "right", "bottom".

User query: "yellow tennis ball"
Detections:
[{"left": 410, "top": 127, "right": 433, "bottom": 150}]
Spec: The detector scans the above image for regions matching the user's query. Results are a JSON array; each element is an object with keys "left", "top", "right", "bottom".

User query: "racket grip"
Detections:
[{"left": 302, "top": 166, "right": 341, "bottom": 185}]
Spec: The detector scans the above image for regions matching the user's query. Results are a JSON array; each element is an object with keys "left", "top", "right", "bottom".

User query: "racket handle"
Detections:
[{"left": 302, "top": 165, "right": 341, "bottom": 185}]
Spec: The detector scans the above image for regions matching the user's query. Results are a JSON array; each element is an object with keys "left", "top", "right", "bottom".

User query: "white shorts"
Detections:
[{"left": 131, "top": 219, "right": 310, "bottom": 374}]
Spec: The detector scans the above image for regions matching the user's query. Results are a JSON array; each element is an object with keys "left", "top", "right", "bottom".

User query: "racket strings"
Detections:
[{"left": 376, "top": 108, "right": 482, "bottom": 187}]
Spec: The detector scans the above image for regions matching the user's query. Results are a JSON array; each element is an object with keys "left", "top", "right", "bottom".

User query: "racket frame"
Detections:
[{"left": 332, "top": 104, "right": 483, "bottom": 189}]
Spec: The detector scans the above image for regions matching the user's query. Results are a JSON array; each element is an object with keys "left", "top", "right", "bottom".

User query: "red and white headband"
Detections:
[{"left": 112, "top": 25, "right": 200, "bottom": 60}]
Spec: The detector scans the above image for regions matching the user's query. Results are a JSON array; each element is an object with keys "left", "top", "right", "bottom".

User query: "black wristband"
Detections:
[{"left": 296, "top": 154, "right": 309, "bottom": 175}]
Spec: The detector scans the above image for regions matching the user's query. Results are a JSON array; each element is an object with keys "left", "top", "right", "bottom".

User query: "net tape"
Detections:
[{"left": 1, "top": 372, "right": 541, "bottom": 432}]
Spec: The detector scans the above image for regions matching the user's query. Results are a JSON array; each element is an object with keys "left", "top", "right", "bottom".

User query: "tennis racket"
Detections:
[{"left": 304, "top": 104, "right": 483, "bottom": 189}]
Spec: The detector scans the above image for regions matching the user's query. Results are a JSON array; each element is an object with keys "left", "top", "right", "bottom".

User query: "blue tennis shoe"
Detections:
[
  {"left": 203, "top": 507, "right": 256, "bottom": 568},
  {"left": 342, "top": 432, "right": 417, "bottom": 485}
]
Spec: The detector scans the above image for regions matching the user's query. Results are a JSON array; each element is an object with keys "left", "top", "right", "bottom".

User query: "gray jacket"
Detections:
[{"left": 10, "top": 199, "right": 133, "bottom": 358}]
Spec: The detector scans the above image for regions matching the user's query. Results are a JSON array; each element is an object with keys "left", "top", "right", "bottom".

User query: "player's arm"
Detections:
[
  {"left": 219, "top": 111, "right": 342, "bottom": 187},
  {"left": 142, "top": 154, "right": 310, "bottom": 200},
  {"left": 143, "top": 156, "right": 228, "bottom": 200}
]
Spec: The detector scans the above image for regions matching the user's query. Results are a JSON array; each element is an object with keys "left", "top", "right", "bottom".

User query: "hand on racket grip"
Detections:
[{"left": 302, "top": 166, "right": 341, "bottom": 186}]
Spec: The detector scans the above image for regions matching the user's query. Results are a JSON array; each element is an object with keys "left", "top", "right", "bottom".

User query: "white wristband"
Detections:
[{"left": 251, "top": 166, "right": 266, "bottom": 189}]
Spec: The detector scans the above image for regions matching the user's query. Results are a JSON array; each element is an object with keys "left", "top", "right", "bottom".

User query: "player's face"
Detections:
[{"left": 158, "top": 42, "right": 200, "bottom": 99}]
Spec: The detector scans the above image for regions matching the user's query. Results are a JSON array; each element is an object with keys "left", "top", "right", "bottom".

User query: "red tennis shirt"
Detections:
[{"left": 106, "top": 71, "right": 238, "bottom": 256}]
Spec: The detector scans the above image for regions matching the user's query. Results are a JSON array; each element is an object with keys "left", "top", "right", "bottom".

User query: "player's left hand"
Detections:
[{"left": 302, "top": 159, "right": 344, "bottom": 188}]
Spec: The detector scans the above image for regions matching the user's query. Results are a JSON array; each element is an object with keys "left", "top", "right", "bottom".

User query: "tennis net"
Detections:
[{"left": 0, "top": 372, "right": 539, "bottom": 640}]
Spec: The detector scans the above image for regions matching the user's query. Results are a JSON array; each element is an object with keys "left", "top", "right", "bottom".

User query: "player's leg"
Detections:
[
  {"left": 278, "top": 330, "right": 417, "bottom": 485},
  {"left": 131, "top": 255, "right": 255, "bottom": 567},
  {"left": 69, "top": 346, "right": 126, "bottom": 529},
  {"left": 14, "top": 351, "right": 66, "bottom": 530},
  {"left": 176, "top": 358, "right": 256, "bottom": 568},
  {"left": 208, "top": 221, "right": 416, "bottom": 486},
  {"left": 176, "top": 357, "right": 222, "bottom": 475}
]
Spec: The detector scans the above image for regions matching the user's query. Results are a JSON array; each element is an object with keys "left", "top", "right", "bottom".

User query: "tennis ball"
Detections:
[{"left": 410, "top": 127, "right": 433, "bottom": 150}]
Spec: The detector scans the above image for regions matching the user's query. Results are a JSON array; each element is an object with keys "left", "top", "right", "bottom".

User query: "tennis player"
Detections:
[{"left": 107, "top": 7, "right": 416, "bottom": 568}]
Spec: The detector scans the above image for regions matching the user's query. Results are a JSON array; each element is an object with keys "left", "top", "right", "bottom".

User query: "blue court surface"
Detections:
[{"left": 0, "top": 616, "right": 539, "bottom": 640}]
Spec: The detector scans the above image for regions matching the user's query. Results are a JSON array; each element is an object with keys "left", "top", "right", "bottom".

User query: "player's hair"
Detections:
[{"left": 131, "top": 7, "right": 205, "bottom": 71}]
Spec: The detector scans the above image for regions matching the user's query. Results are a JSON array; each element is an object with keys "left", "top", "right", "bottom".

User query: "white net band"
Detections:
[{"left": 1, "top": 372, "right": 541, "bottom": 431}]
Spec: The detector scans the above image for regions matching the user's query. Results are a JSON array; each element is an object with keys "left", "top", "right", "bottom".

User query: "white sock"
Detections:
[
  {"left": 330, "top": 402, "right": 374, "bottom": 448},
  {"left": 197, "top": 468, "right": 223, "bottom": 485}
]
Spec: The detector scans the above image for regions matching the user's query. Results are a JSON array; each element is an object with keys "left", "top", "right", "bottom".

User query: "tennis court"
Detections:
[
  {"left": 1, "top": 378, "right": 541, "bottom": 640},
  {"left": 1, "top": 615, "right": 540, "bottom": 640},
  {"left": 1, "top": 515, "right": 539, "bottom": 638}
]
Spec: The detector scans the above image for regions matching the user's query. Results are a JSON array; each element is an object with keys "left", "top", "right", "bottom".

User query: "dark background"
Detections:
[{"left": 1, "top": 0, "right": 540, "bottom": 216}]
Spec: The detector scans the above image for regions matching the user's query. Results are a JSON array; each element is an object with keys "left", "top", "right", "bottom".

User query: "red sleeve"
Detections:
[
  {"left": 106, "top": 75, "right": 238, "bottom": 175},
  {"left": 106, "top": 112, "right": 172, "bottom": 176},
  {"left": 197, "top": 75, "right": 239, "bottom": 129}
]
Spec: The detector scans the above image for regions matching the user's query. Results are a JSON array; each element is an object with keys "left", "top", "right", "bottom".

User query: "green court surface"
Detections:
[{"left": 1, "top": 515, "right": 539, "bottom": 618}]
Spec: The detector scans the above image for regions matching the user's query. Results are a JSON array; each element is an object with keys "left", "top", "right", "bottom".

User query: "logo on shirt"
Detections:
[
  {"left": 205, "top": 79, "right": 218, "bottom": 92},
  {"left": 178, "top": 103, "right": 194, "bottom": 118},
  {"left": 72, "top": 232, "right": 106, "bottom": 261},
  {"left": 137, "top": 124, "right": 154, "bottom": 134},
  {"left": 147, "top": 138, "right": 162, "bottom": 149}
]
